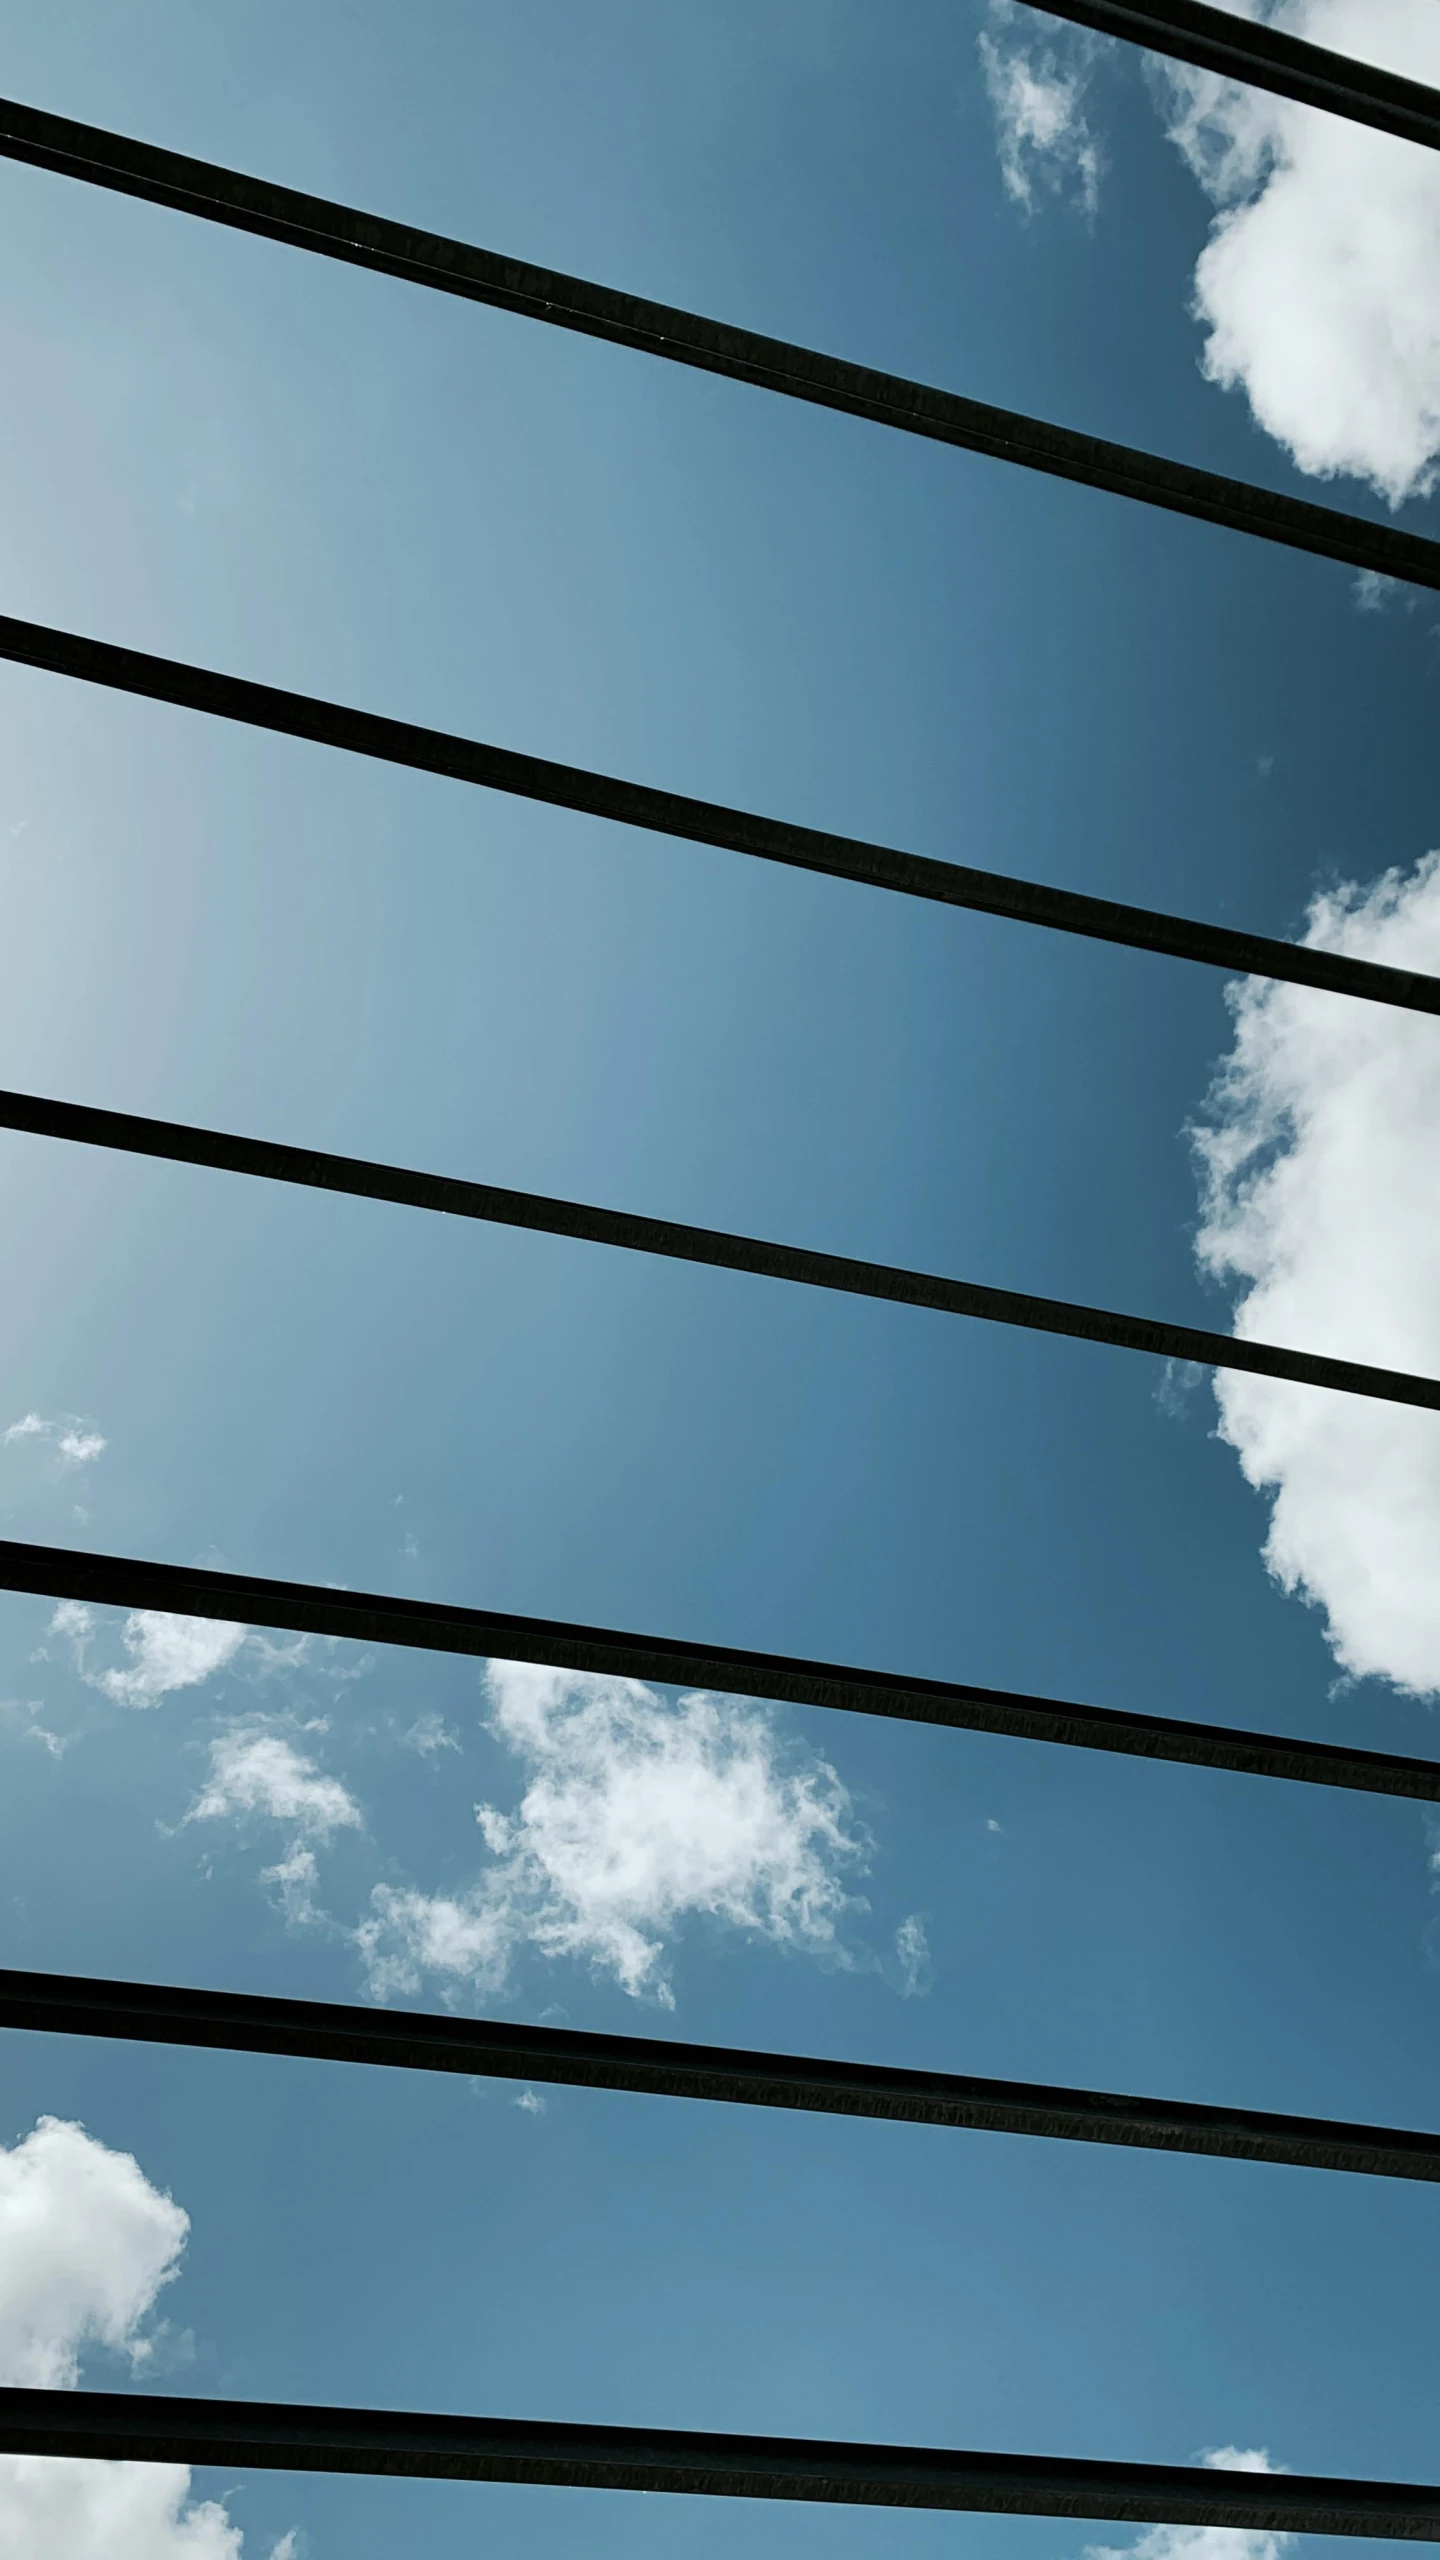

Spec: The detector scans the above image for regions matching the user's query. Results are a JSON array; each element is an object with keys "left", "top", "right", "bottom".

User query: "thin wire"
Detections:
[
  {"left": 3, "top": 611, "right": 1439, "bottom": 1016},
  {"left": 2, "top": 2386, "right": 1436, "bottom": 2533},
  {"left": 3, "top": 1084, "right": 1437, "bottom": 1411},
  {"left": 3, "top": 1536, "right": 1439, "bottom": 1799},
  {"left": 5, "top": 1964, "right": 1438, "bottom": 2180},
  {"left": 1024, "top": 0, "right": 1440, "bottom": 157},
  {"left": 0, "top": 98, "right": 1436, "bottom": 587}
]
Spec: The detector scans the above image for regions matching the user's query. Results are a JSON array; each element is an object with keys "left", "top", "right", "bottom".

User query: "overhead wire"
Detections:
[
  {"left": 3, "top": 1535, "right": 1440, "bottom": 1799},
  {"left": 2, "top": 611, "right": 1439, "bottom": 1016}
]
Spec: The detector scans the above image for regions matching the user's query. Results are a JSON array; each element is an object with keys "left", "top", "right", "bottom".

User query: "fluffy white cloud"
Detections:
[
  {"left": 189, "top": 1728, "right": 362, "bottom": 1837},
  {"left": 895, "top": 1912, "right": 933, "bottom": 1999},
  {"left": 360, "top": 1664, "right": 867, "bottom": 2007},
  {"left": 1193, "top": 855, "right": 1440, "bottom": 1695},
  {"left": 979, "top": 0, "right": 1100, "bottom": 214},
  {"left": 0, "top": 2115, "right": 186, "bottom": 2387},
  {"left": 49, "top": 1605, "right": 249, "bottom": 1708},
  {"left": 4, "top": 1413, "right": 106, "bottom": 1466},
  {"left": 1159, "top": 2, "right": 1440, "bottom": 504},
  {"left": 979, "top": 1, "right": 1440, "bottom": 504},
  {"left": 0, "top": 2116, "right": 282, "bottom": 2559},
  {"left": 1089, "top": 2448, "right": 1293, "bottom": 2560}
]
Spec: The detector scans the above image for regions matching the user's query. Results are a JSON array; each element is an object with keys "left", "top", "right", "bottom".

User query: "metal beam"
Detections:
[
  {"left": 1, "top": 1536, "right": 1438, "bottom": 1800},
  {"left": 2, "top": 611, "right": 1434, "bottom": 1014},
  {"left": 0, "top": 97, "right": 1434, "bottom": 588},
  {"left": 1, "top": 2388, "right": 1437, "bottom": 2533},
  {"left": 4, "top": 1964, "right": 1438, "bottom": 2181},
  {"left": 3, "top": 1082, "right": 1437, "bottom": 1412},
  {"left": 1025, "top": 1, "right": 1440, "bottom": 158}
]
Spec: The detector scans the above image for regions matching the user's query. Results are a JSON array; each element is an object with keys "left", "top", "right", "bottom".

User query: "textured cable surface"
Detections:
[
  {"left": 4, "top": 1964, "right": 1439, "bottom": 2180},
  {"left": 1, "top": 1536, "right": 1439, "bottom": 1799},
  {"left": 1, "top": 2388, "right": 1438, "bottom": 2533},
  {"left": 1027, "top": 0, "right": 1440, "bottom": 155},
  {"left": 3, "top": 1083, "right": 1438, "bottom": 1410},
  {"left": 0, "top": 99, "right": 1436, "bottom": 586}
]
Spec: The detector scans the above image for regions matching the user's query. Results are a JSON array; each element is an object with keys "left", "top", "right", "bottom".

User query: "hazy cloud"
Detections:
[
  {"left": 1193, "top": 854, "right": 1440, "bottom": 1694},
  {"left": 979, "top": 0, "right": 1100, "bottom": 214},
  {"left": 48, "top": 1605, "right": 249, "bottom": 1708}
]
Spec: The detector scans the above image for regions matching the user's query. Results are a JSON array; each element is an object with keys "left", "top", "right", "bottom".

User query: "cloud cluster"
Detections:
[
  {"left": 3, "top": 1414, "right": 106, "bottom": 1467},
  {"left": 1159, "top": 1, "right": 1440, "bottom": 504},
  {"left": 979, "top": 0, "right": 1440, "bottom": 504},
  {"left": 1193, "top": 855, "right": 1440, "bottom": 1695},
  {"left": 979, "top": 0, "right": 1100, "bottom": 214},
  {"left": 361, "top": 1663, "right": 868, "bottom": 2007},
  {"left": 0, "top": 2116, "right": 286, "bottom": 2558},
  {"left": 1089, "top": 2448, "right": 1293, "bottom": 2560},
  {"left": 189, "top": 1723, "right": 364, "bottom": 1926}
]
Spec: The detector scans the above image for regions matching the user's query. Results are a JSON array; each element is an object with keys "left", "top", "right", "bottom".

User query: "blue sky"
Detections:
[{"left": 2, "top": 2, "right": 1440, "bottom": 2555}]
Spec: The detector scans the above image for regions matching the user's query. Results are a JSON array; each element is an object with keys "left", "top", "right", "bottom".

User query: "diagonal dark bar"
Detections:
[
  {"left": 4, "top": 1964, "right": 1439, "bottom": 2182},
  {"left": 1025, "top": 0, "right": 1440, "bottom": 157},
  {"left": 2, "top": 1536, "right": 1439, "bottom": 1801},
  {"left": 1, "top": 2388, "right": 1437, "bottom": 2533},
  {"left": 3, "top": 1082, "right": 1438, "bottom": 1411},
  {"left": 3, "top": 609, "right": 1437, "bottom": 1015},
  {"left": 0, "top": 98, "right": 1436, "bottom": 589}
]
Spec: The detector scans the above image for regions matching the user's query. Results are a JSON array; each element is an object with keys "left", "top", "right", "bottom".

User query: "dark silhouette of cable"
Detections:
[
  {"left": 1, "top": 611, "right": 1438, "bottom": 1014},
  {"left": 0, "top": 98, "right": 1435, "bottom": 585},
  {"left": 2, "top": 1535, "right": 1439, "bottom": 1800}
]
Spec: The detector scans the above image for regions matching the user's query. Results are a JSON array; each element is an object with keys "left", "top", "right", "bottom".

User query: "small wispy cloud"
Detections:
[
  {"left": 894, "top": 1913, "right": 933, "bottom": 1999},
  {"left": 4, "top": 1413, "right": 106, "bottom": 1468},
  {"left": 48, "top": 1605, "right": 250, "bottom": 1709},
  {"left": 188, "top": 1727, "right": 363, "bottom": 1838},
  {"left": 359, "top": 1663, "right": 869, "bottom": 2009},
  {"left": 979, "top": 0, "right": 1101, "bottom": 216},
  {"left": 401, "top": 1710, "right": 461, "bottom": 1758}
]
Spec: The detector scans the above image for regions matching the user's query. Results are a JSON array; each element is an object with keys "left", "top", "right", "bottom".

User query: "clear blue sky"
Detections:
[{"left": 1, "top": 4, "right": 1439, "bottom": 2556}]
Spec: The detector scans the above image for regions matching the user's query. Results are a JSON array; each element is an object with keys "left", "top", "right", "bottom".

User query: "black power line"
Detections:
[
  {"left": 2, "top": 2387, "right": 1437, "bottom": 2533},
  {"left": 5, "top": 1964, "right": 1439, "bottom": 2182},
  {"left": 0, "top": 97, "right": 1436, "bottom": 589},
  {"left": 1025, "top": 0, "right": 1440, "bottom": 158},
  {"left": 3, "top": 1534, "right": 1438, "bottom": 1801},
  {"left": 4, "top": 1082, "right": 1438, "bottom": 1412},
  {"left": 5, "top": 611, "right": 1438, "bottom": 1015}
]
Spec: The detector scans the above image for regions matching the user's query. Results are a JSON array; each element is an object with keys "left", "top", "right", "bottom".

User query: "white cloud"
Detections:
[
  {"left": 47, "top": 1606, "right": 250, "bottom": 1708},
  {"left": 895, "top": 1912, "right": 933, "bottom": 1999},
  {"left": 188, "top": 1728, "right": 362, "bottom": 1838},
  {"left": 360, "top": 1664, "right": 867, "bottom": 2008},
  {"left": 1192, "top": 854, "right": 1440, "bottom": 1695},
  {"left": 0, "top": 2115, "right": 187, "bottom": 2387},
  {"left": 1088, "top": 2447, "right": 1293, "bottom": 2560},
  {"left": 1157, "top": 2, "right": 1440, "bottom": 504},
  {"left": 401, "top": 1709, "right": 461, "bottom": 1757},
  {"left": 0, "top": 2116, "right": 270, "bottom": 2558},
  {"left": 4, "top": 1413, "right": 106, "bottom": 1467},
  {"left": 979, "top": 1, "right": 1101, "bottom": 214}
]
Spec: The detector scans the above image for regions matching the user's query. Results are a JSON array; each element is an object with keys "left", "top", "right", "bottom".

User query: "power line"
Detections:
[
  {"left": 2, "top": 2387, "right": 1436, "bottom": 2533},
  {"left": 5, "top": 1964, "right": 1438, "bottom": 2182},
  {"left": 0, "top": 97, "right": 1436, "bottom": 589},
  {"left": 4, "top": 1082, "right": 1437, "bottom": 1412},
  {"left": 2, "top": 1535, "right": 1438, "bottom": 1801},
  {"left": 5, "top": 611, "right": 1438, "bottom": 1014},
  {"left": 4, "top": 613, "right": 1438, "bottom": 1017},
  {"left": 1024, "top": 0, "right": 1440, "bottom": 158}
]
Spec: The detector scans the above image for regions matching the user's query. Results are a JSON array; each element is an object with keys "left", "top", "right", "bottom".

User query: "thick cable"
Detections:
[
  {"left": 4, "top": 1964, "right": 1438, "bottom": 2181},
  {"left": 2, "top": 1536, "right": 1438, "bottom": 1800},
  {"left": 0, "top": 2387, "right": 1436, "bottom": 2533},
  {"left": 0, "top": 98, "right": 1435, "bottom": 588},
  {"left": 1026, "top": 1, "right": 1440, "bottom": 157},
  {"left": 3, "top": 609, "right": 1437, "bottom": 1015},
  {"left": 2, "top": 1082, "right": 1437, "bottom": 1411}
]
